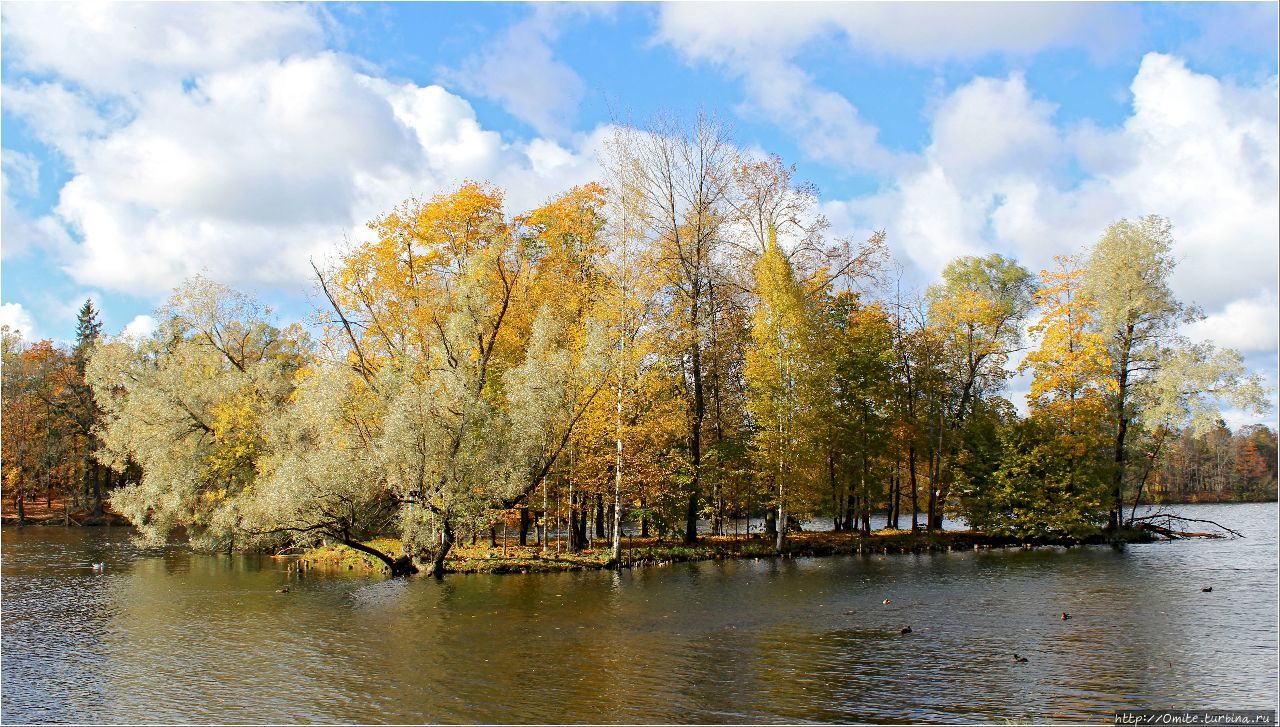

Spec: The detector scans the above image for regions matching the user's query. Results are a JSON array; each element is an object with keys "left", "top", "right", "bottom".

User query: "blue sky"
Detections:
[{"left": 1, "top": 2, "right": 1277, "bottom": 423}]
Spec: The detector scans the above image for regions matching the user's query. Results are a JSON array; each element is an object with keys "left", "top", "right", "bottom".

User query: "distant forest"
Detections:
[{"left": 1148, "top": 423, "right": 1276, "bottom": 503}]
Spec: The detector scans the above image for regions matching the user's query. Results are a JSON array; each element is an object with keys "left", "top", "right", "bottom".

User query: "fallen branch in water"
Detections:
[
  {"left": 1134, "top": 522, "right": 1216, "bottom": 539},
  {"left": 1130, "top": 513, "right": 1244, "bottom": 539}
]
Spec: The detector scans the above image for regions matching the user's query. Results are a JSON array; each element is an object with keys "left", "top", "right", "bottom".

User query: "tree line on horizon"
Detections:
[{"left": 1, "top": 116, "right": 1272, "bottom": 574}]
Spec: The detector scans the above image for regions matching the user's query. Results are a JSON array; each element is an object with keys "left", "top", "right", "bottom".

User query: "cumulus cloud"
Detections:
[
  {"left": 0, "top": 2, "right": 327, "bottom": 96},
  {"left": 657, "top": 2, "right": 1134, "bottom": 173},
  {"left": 2, "top": 7, "right": 607, "bottom": 297},
  {"left": 658, "top": 2, "right": 1134, "bottom": 65},
  {"left": 1185, "top": 293, "right": 1280, "bottom": 356},
  {"left": 121, "top": 314, "right": 158, "bottom": 340},
  {"left": 736, "top": 59, "right": 906, "bottom": 172},
  {"left": 439, "top": 5, "right": 604, "bottom": 137},
  {"left": 820, "top": 53, "right": 1277, "bottom": 418},
  {"left": 0, "top": 302, "right": 37, "bottom": 338},
  {"left": 1090, "top": 54, "right": 1279, "bottom": 312},
  {"left": 2, "top": 151, "right": 72, "bottom": 261}
]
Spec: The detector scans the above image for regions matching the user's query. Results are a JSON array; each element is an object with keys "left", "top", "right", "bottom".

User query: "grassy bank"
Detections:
[{"left": 297, "top": 528, "right": 1148, "bottom": 576}]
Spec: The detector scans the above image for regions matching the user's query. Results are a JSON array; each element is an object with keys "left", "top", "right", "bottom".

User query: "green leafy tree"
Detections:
[{"left": 925, "top": 254, "right": 1035, "bottom": 529}]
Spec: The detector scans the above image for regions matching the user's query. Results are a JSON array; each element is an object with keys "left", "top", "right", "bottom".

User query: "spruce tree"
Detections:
[{"left": 72, "top": 299, "right": 105, "bottom": 513}]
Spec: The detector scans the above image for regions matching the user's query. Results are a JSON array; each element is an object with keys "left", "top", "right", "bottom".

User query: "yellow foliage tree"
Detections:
[{"left": 745, "top": 227, "right": 809, "bottom": 553}]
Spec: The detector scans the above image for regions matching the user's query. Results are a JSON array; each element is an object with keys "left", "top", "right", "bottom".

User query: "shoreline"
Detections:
[
  {"left": 0, "top": 511, "right": 131, "bottom": 527},
  {"left": 297, "top": 528, "right": 1160, "bottom": 577}
]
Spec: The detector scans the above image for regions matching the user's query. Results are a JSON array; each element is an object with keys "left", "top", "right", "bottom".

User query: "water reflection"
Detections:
[{"left": 2, "top": 503, "right": 1276, "bottom": 723}]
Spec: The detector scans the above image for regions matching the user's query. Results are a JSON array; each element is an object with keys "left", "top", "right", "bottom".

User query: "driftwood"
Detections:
[
  {"left": 1135, "top": 522, "right": 1218, "bottom": 539},
  {"left": 1130, "top": 513, "right": 1244, "bottom": 539}
]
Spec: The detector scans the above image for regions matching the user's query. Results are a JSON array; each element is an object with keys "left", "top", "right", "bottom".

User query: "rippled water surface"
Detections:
[{"left": 3, "top": 503, "right": 1277, "bottom": 723}]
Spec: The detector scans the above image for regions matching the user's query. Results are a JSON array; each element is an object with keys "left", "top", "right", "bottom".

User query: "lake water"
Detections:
[{"left": 2, "top": 503, "right": 1277, "bottom": 723}]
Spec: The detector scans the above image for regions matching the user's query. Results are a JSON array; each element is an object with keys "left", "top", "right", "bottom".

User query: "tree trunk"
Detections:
[
  {"left": 685, "top": 299, "right": 704, "bottom": 545},
  {"left": 1109, "top": 345, "right": 1132, "bottom": 531},
  {"left": 91, "top": 460, "right": 104, "bottom": 516},
  {"left": 611, "top": 500, "right": 623, "bottom": 565},
  {"left": 931, "top": 440, "right": 942, "bottom": 529},
  {"left": 889, "top": 460, "right": 901, "bottom": 530},
  {"left": 908, "top": 444, "right": 919, "bottom": 531},
  {"left": 775, "top": 500, "right": 787, "bottom": 554},
  {"left": 568, "top": 493, "right": 584, "bottom": 553},
  {"left": 541, "top": 478, "right": 549, "bottom": 552},
  {"left": 828, "top": 451, "right": 842, "bottom": 531},
  {"left": 429, "top": 522, "right": 454, "bottom": 578},
  {"left": 765, "top": 507, "right": 776, "bottom": 536},
  {"left": 341, "top": 537, "right": 418, "bottom": 577},
  {"left": 595, "top": 494, "right": 606, "bottom": 539},
  {"left": 612, "top": 305, "right": 626, "bottom": 565}
]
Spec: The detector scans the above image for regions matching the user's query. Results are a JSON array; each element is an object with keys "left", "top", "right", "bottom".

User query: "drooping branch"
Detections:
[
  {"left": 1130, "top": 513, "right": 1245, "bottom": 539},
  {"left": 312, "top": 259, "right": 379, "bottom": 395}
]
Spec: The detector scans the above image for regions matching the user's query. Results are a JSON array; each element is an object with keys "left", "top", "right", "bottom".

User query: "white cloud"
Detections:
[
  {"left": 928, "top": 74, "right": 1061, "bottom": 187},
  {"left": 2, "top": 151, "right": 73, "bottom": 261},
  {"left": 736, "top": 59, "right": 906, "bottom": 172},
  {"left": 656, "top": 2, "right": 1135, "bottom": 173},
  {"left": 818, "top": 53, "right": 1277, "bottom": 423},
  {"left": 121, "top": 314, "right": 157, "bottom": 340},
  {"left": 1185, "top": 294, "right": 1280, "bottom": 355},
  {"left": 3, "top": 7, "right": 608, "bottom": 298},
  {"left": 439, "top": 6, "right": 602, "bottom": 137},
  {"left": 1092, "top": 54, "right": 1279, "bottom": 312},
  {"left": 658, "top": 3, "right": 1134, "bottom": 65},
  {"left": 827, "top": 54, "right": 1279, "bottom": 317},
  {"left": 0, "top": 2, "right": 327, "bottom": 96},
  {"left": 0, "top": 82, "right": 121, "bottom": 160},
  {"left": 0, "top": 302, "right": 37, "bottom": 338},
  {"left": 1, "top": 150, "right": 38, "bottom": 197}
]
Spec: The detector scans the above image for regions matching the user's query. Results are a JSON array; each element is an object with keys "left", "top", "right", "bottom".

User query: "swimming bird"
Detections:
[
  {"left": 883, "top": 599, "right": 892, "bottom": 605},
  {"left": 900, "top": 626, "right": 912, "bottom": 634},
  {"left": 276, "top": 587, "right": 290, "bottom": 593},
  {"left": 1013, "top": 654, "right": 1029, "bottom": 663},
  {"left": 1061, "top": 612, "right": 1071, "bottom": 620},
  {"left": 1201, "top": 586, "right": 1213, "bottom": 592}
]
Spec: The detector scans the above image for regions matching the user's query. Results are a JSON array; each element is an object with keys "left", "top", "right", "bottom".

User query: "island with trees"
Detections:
[{"left": 2, "top": 118, "right": 1273, "bottom": 577}]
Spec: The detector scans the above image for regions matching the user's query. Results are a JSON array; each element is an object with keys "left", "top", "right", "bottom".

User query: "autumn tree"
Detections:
[
  {"left": 827, "top": 297, "right": 895, "bottom": 534},
  {"left": 745, "top": 227, "right": 812, "bottom": 553},
  {"left": 1083, "top": 216, "right": 1270, "bottom": 528},
  {"left": 300, "top": 183, "right": 611, "bottom": 574},
  {"left": 88, "top": 277, "right": 311, "bottom": 549},
  {"left": 924, "top": 254, "right": 1035, "bottom": 529},
  {"left": 604, "top": 113, "right": 735, "bottom": 544},
  {"left": 964, "top": 256, "right": 1112, "bottom": 536}
]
